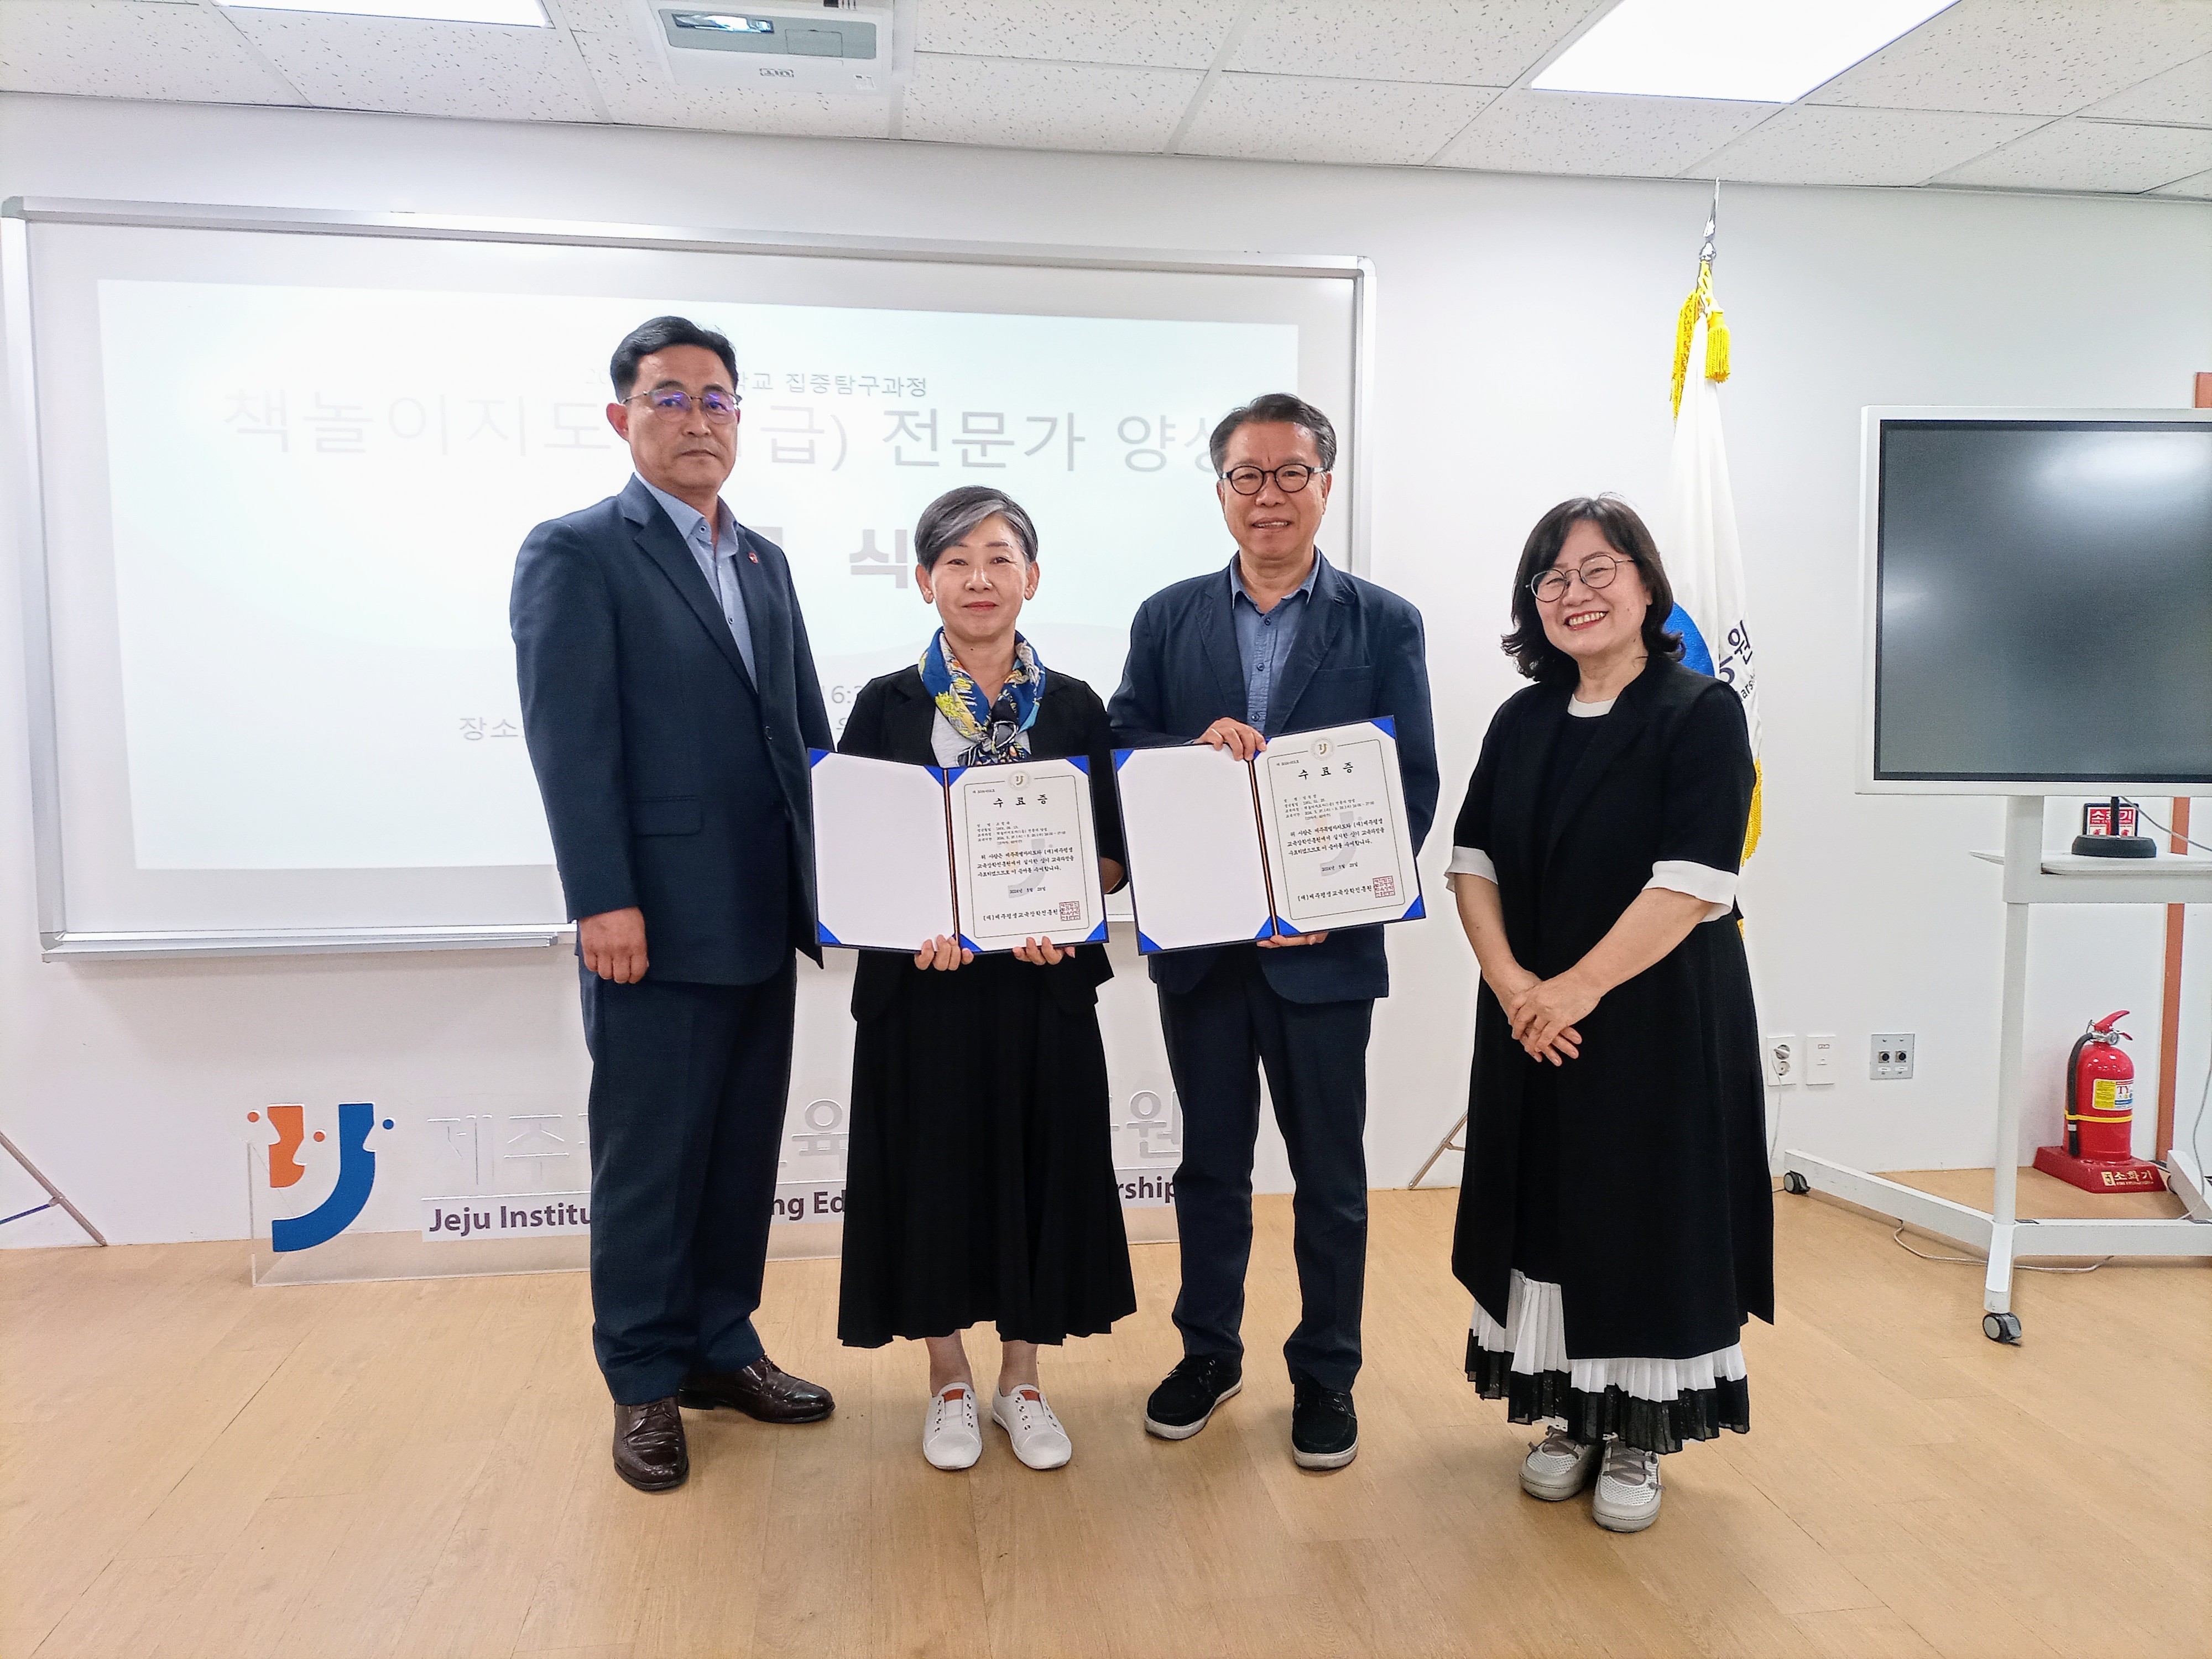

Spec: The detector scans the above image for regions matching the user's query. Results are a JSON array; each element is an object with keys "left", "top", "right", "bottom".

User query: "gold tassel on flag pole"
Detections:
[{"left": 1671, "top": 182, "right": 1733, "bottom": 416}]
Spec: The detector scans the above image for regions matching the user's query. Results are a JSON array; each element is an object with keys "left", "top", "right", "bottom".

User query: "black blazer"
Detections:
[
  {"left": 510, "top": 476, "right": 833, "bottom": 985},
  {"left": 1449, "top": 659, "right": 1772, "bottom": 1359},
  {"left": 838, "top": 666, "right": 1126, "bottom": 1024},
  {"left": 1107, "top": 553, "right": 1439, "bottom": 1005}
]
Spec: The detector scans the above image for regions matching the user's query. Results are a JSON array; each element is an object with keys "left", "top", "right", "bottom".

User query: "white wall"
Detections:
[{"left": 3, "top": 92, "right": 2207, "bottom": 1246}]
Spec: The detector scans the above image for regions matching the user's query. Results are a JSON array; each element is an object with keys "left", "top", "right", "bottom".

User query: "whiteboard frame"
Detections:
[
  {"left": 1855, "top": 404, "right": 2212, "bottom": 797},
  {"left": 1, "top": 196, "right": 1377, "bottom": 958}
]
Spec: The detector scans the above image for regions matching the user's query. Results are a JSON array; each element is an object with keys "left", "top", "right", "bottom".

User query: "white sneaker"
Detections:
[
  {"left": 922, "top": 1384, "right": 981, "bottom": 1470},
  {"left": 1592, "top": 1438, "right": 1663, "bottom": 1532},
  {"left": 991, "top": 1385, "right": 1072, "bottom": 1470},
  {"left": 1520, "top": 1426, "right": 1601, "bottom": 1501}
]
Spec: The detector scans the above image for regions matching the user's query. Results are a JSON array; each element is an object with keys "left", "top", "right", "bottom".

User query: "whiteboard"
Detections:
[{"left": 3, "top": 199, "right": 1370, "bottom": 956}]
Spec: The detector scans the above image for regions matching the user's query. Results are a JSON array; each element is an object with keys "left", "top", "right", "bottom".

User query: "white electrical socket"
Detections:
[
  {"left": 1805, "top": 1032, "right": 1838, "bottom": 1085},
  {"left": 1763, "top": 1034, "right": 1799, "bottom": 1086},
  {"left": 1870, "top": 1033, "right": 1916, "bottom": 1080}
]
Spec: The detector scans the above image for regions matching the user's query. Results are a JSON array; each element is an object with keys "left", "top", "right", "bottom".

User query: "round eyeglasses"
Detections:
[
  {"left": 1530, "top": 554, "right": 1625, "bottom": 603},
  {"left": 1219, "top": 463, "right": 1323, "bottom": 495},
  {"left": 624, "top": 388, "right": 742, "bottom": 422}
]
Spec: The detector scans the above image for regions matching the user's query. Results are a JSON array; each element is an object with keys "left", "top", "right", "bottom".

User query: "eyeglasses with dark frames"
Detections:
[
  {"left": 1529, "top": 553, "right": 1627, "bottom": 603},
  {"left": 624, "top": 388, "right": 743, "bottom": 421},
  {"left": 1219, "top": 462, "right": 1325, "bottom": 496}
]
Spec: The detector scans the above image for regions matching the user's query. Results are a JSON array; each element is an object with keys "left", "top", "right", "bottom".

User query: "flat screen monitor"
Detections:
[{"left": 1860, "top": 409, "right": 2212, "bottom": 794}]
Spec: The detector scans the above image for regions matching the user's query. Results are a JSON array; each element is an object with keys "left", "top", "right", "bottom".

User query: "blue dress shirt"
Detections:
[
  {"left": 639, "top": 475, "right": 757, "bottom": 682},
  {"left": 1229, "top": 553, "right": 1318, "bottom": 731}
]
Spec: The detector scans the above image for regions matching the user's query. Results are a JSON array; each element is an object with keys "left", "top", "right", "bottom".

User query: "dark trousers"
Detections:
[
  {"left": 579, "top": 959, "right": 796, "bottom": 1405},
  {"left": 1157, "top": 947, "right": 1374, "bottom": 1393}
]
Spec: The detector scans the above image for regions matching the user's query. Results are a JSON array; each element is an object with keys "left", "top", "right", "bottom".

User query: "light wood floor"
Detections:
[{"left": 3, "top": 1180, "right": 2206, "bottom": 1659}]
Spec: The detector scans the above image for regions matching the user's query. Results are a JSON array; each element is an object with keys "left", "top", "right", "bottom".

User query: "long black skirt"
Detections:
[
  {"left": 837, "top": 954, "right": 1136, "bottom": 1347},
  {"left": 1464, "top": 1064, "right": 1751, "bottom": 1455}
]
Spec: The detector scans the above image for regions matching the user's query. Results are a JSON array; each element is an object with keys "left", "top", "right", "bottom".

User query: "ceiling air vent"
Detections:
[{"left": 633, "top": 0, "right": 907, "bottom": 95}]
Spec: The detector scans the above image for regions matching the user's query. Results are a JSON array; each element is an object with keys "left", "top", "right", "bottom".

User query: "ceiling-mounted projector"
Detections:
[{"left": 633, "top": 0, "right": 908, "bottom": 95}]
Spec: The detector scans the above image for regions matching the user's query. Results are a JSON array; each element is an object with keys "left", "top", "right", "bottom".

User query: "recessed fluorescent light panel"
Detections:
[
  {"left": 1533, "top": 0, "right": 1957, "bottom": 104},
  {"left": 220, "top": 0, "right": 547, "bottom": 24}
]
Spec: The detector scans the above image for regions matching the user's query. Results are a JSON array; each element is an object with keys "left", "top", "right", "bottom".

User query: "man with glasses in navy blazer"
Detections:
[
  {"left": 1109, "top": 392, "right": 1437, "bottom": 1472},
  {"left": 512, "top": 316, "right": 836, "bottom": 1493}
]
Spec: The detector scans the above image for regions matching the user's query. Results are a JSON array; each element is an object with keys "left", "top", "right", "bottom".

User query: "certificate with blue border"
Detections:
[
  {"left": 1112, "top": 718, "right": 1425, "bottom": 953},
  {"left": 808, "top": 750, "right": 1109, "bottom": 954}
]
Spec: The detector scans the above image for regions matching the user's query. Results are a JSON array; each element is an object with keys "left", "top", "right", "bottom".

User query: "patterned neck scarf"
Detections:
[{"left": 921, "top": 628, "right": 1047, "bottom": 765}]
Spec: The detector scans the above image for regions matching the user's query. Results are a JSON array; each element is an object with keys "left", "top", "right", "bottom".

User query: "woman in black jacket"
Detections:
[
  {"left": 1448, "top": 495, "right": 1769, "bottom": 1534},
  {"left": 835, "top": 486, "right": 1136, "bottom": 1474}
]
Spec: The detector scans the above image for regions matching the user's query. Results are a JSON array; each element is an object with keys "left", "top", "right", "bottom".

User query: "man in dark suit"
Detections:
[
  {"left": 1108, "top": 392, "right": 1437, "bottom": 1471},
  {"left": 512, "top": 316, "right": 836, "bottom": 1493}
]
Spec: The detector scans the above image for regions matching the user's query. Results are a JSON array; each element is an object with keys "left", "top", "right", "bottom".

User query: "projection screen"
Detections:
[{"left": 3, "top": 200, "right": 1370, "bottom": 956}]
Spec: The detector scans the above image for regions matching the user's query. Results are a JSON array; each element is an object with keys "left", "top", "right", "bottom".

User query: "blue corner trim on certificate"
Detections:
[
  {"left": 1112, "top": 748, "right": 1136, "bottom": 771},
  {"left": 1136, "top": 929, "right": 1162, "bottom": 954},
  {"left": 817, "top": 924, "right": 843, "bottom": 946},
  {"left": 808, "top": 747, "right": 833, "bottom": 767}
]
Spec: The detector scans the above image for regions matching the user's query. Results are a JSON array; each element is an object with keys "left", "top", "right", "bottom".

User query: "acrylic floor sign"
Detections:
[{"left": 246, "top": 1102, "right": 397, "bottom": 1251}]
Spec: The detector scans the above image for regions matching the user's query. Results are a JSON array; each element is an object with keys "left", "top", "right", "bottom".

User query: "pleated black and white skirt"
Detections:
[{"left": 1465, "top": 1062, "right": 1750, "bottom": 1456}]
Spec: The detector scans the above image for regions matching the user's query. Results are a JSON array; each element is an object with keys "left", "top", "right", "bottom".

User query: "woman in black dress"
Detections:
[
  {"left": 836, "top": 486, "right": 1136, "bottom": 1473},
  {"left": 1448, "top": 495, "right": 1769, "bottom": 1533}
]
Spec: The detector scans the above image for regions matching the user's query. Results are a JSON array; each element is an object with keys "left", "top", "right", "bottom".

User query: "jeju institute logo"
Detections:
[{"left": 246, "top": 1102, "right": 395, "bottom": 1251}]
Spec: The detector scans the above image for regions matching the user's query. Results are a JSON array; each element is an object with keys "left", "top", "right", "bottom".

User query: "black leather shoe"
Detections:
[
  {"left": 1143, "top": 1354, "right": 1243, "bottom": 1440},
  {"left": 1291, "top": 1380, "right": 1358, "bottom": 1470},
  {"left": 613, "top": 1397, "right": 688, "bottom": 1491},
  {"left": 678, "top": 1357, "right": 834, "bottom": 1423}
]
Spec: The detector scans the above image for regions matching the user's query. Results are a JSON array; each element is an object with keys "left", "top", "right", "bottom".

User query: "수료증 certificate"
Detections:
[
  {"left": 809, "top": 750, "right": 1108, "bottom": 954},
  {"left": 1112, "top": 719, "right": 1423, "bottom": 952}
]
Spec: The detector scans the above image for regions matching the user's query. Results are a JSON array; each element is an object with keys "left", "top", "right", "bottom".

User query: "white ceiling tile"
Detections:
[
  {"left": 227, "top": 10, "right": 602, "bottom": 119},
  {"left": 1809, "top": 0, "right": 2212, "bottom": 118},
  {"left": 917, "top": 0, "right": 1234, "bottom": 70},
  {"left": 1935, "top": 114, "right": 2212, "bottom": 190},
  {"left": 0, "top": 0, "right": 303, "bottom": 103},
  {"left": 2151, "top": 165, "right": 2212, "bottom": 196},
  {"left": 571, "top": 24, "right": 891, "bottom": 135},
  {"left": 1432, "top": 88, "right": 1771, "bottom": 178},
  {"left": 1230, "top": 0, "right": 1585, "bottom": 87},
  {"left": 1177, "top": 71, "right": 1498, "bottom": 165},
  {"left": 2079, "top": 49, "right": 2212, "bottom": 127},
  {"left": 901, "top": 53, "right": 1199, "bottom": 152},
  {"left": 541, "top": 0, "right": 631, "bottom": 35},
  {"left": 1695, "top": 104, "right": 2046, "bottom": 187}
]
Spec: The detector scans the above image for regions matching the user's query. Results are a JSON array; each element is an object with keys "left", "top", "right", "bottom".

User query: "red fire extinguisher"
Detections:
[{"left": 2033, "top": 1011, "right": 2166, "bottom": 1193}]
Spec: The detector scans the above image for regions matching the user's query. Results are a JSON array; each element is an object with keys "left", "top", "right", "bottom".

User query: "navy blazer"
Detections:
[
  {"left": 512, "top": 476, "right": 833, "bottom": 985},
  {"left": 1108, "top": 553, "right": 1438, "bottom": 1004}
]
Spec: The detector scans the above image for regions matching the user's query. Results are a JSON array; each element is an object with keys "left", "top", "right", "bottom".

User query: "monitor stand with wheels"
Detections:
[{"left": 1781, "top": 796, "right": 2212, "bottom": 1344}]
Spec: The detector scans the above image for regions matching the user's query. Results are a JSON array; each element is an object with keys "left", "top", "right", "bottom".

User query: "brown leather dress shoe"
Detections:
[
  {"left": 679, "top": 1356, "right": 834, "bottom": 1423},
  {"left": 612, "top": 1397, "right": 688, "bottom": 1491}
]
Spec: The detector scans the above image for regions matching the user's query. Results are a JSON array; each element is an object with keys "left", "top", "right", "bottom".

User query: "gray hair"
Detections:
[
  {"left": 914, "top": 486, "right": 1039, "bottom": 571},
  {"left": 1208, "top": 392, "right": 1338, "bottom": 474}
]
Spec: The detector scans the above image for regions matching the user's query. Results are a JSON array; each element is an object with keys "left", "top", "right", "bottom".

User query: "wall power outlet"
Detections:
[
  {"left": 1763, "top": 1034, "right": 1799, "bottom": 1086},
  {"left": 1870, "top": 1033, "right": 1916, "bottom": 1080}
]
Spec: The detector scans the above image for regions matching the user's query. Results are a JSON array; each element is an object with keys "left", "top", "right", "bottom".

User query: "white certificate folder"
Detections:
[
  {"left": 1113, "top": 718, "right": 1425, "bottom": 954},
  {"left": 809, "top": 750, "right": 1109, "bottom": 954}
]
